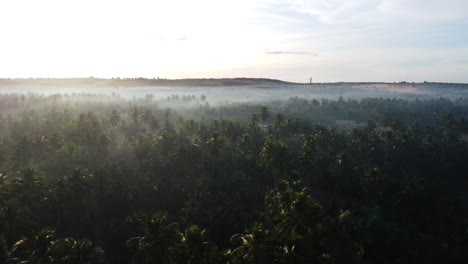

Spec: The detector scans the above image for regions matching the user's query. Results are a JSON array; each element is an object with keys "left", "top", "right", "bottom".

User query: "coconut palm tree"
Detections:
[
  {"left": 259, "top": 106, "right": 270, "bottom": 124},
  {"left": 170, "top": 225, "right": 218, "bottom": 264},
  {"left": 126, "top": 212, "right": 180, "bottom": 264}
]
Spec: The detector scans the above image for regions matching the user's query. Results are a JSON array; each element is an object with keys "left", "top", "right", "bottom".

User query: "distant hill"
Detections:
[
  {"left": 1, "top": 78, "right": 466, "bottom": 88},
  {"left": 0, "top": 77, "right": 297, "bottom": 87}
]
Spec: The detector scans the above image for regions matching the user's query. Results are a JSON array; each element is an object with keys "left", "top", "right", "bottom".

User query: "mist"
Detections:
[{"left": 1, "top": 82, "right": 467, "bottom": 105}]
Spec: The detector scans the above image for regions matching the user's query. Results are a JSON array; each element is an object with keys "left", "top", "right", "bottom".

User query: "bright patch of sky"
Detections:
[{"left": 0, "top": 0, "right": 467, "bottom": 82}]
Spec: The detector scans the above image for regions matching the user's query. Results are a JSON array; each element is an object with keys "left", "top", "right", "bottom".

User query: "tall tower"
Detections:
[{"left": 310, "top": 77, "right": 312, "bottom": 84}]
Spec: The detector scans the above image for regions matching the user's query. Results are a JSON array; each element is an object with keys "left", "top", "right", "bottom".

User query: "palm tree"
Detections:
[
  {"left": 126, "top": 212, "right": 180, "bottom": 264},
  {"left": 130, "top": 106, "right": 141, "bottom": 124},
  {"left": 7, "top": 228, "right": 104, "bottom": 264},
  {"left": 259, "top": 106, "right": 270, "bottom": 124},
  {"left": 7, "top": 228, "right": 56, "bottom": 264},
  {"left": 226, "top": 234, "right": 256, "bottom": 264},
  {"left": 249, "top": 114, "right": 260, "bottom": 128},
  {"left": 109, "top": 109, "right": 121, "bottom": 127},
  {"left": 259, "top": 136, "right": 290, "bottom": 186},
  {"left": 48, "top": 237, "right": 104, "bottom": 263},
  {"left": 170, "top": 225, "right": 218, "bottom": 264}
]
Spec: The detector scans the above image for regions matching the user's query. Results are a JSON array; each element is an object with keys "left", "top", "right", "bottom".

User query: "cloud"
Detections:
[
  {"left": 258, "top": 0, "right": 379, "bottom": 25},
  {"left": 451, "top": 59, "right": 468, "bottom": 65},
  {"left": 265, "top": 51, "right": 318, "bottom": 55},
  {"left": 176, "top": 37, "right": 188, "bottom": 41},
  {"left": 259, "top": 0, "right": 468, "bottom": 27}
]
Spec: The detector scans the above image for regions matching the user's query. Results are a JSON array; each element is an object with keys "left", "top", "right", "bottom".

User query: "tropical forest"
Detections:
[{"left": 0, "top": 83, "right": 467, "bottom": 263}]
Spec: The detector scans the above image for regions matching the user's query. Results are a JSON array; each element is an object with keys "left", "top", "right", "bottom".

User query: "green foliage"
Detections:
[
  {"left": 6, "top": 228, "right": 103, "bottom": 264},
  {"left": 126, "top": 213, "right": 218, "bottom": 264},
  {"left": 230, "top": 180, "right": 364, "bottom": 264},
  {"left": 170, "top": 225, "right": 219, "bottom": 264},
  {"left": 126, "top": 212, "right": 180, "bottom": 264},
  {"left": 0, "top": 93, "right": 467, "bottom": 263}
]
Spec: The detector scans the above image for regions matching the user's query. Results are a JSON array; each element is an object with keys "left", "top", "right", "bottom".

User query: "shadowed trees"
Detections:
[{"left": 0, "top": 93, "right": 467, "bottom": 263}]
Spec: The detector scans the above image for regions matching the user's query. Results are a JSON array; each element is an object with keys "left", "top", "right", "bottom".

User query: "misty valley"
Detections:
[
  {"left": 3, "top": 0, "right": 468, "bottom": 262},
  {"left": 0, "top": 82, "right": 467, "bottom": 263}
]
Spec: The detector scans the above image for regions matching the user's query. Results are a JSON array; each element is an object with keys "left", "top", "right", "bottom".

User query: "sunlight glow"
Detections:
[{"left": 0, "top": 0, "right": 467, "bottom": 82}]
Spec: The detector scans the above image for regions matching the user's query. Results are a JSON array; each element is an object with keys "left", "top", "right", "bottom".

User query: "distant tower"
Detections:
[{"left": 310, "top": 77, "right": 312, "bottom": 84}]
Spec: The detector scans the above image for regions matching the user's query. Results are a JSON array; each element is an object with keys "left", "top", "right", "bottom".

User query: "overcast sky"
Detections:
[{"left": 0, "top": 0, "right": 467, "bottom": 82}]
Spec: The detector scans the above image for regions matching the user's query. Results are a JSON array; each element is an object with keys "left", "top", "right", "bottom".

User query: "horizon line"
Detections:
[{"left": 0, "top": 77, "right": 467, "bottom": 85}]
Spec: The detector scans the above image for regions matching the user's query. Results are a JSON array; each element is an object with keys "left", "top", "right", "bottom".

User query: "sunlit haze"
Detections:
[{"left": 1, "top": 0, "right": 467, "bottom": 82}]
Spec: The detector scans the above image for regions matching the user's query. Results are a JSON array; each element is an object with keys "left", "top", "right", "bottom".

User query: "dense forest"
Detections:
[{"left": 0, "top": 92, "right": 467, "bottom": 263}]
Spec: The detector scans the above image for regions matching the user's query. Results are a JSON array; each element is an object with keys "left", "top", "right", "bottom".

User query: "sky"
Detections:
[{"left": 0, "top": 0, "right": 467, "bottom": 83}]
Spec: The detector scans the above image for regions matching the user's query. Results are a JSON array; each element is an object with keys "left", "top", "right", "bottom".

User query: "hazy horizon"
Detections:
[
  {"left": 1, "top": 0, "right": 467, "bottom": 83},
  {"left": 1, "top": 76, "right": 468, "bottom": 84}
]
